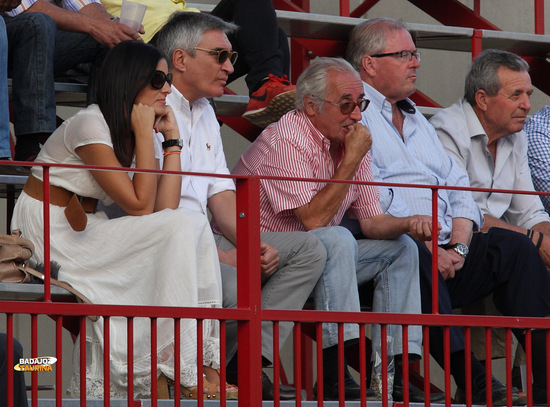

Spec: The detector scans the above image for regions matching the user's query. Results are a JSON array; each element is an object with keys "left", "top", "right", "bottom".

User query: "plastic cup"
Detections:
[{"left": 119, "top": 0, "right": 147, "bottom": 32}]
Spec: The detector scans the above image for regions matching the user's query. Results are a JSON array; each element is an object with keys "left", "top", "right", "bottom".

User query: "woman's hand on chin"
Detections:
[{"left": 154, "top": 105, "right": 180, "bottom": 140}]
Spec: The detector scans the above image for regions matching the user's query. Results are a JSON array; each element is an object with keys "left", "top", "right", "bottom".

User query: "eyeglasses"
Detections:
[
  {"left": 370, "top": 50, "right": 421, "bottom": 63},
  {"left": 195, "top": 47, "right": 239, "bottom": 65},
  {"left": 151, "top": 71, "right": 173, "bottom": 90},
  {"left": 321, "top": 97, "right": 370, "bottom": 115}
]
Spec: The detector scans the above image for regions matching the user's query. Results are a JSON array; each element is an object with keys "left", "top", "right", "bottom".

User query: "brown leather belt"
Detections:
[{"left": 23, "top": 174, "right": 98, "bottom": 232}]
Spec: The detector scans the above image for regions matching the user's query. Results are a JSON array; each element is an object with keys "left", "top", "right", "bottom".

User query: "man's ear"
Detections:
[
  {"left": 304, "top": 95, "right": 319, "bottom": 116},
  {"left": 475, "top": 89, "right": 489, "bottom": 112},
  {"left": 172, "top": 49, "right": 187, "bottom": 73},
  {"left": 361, "top": 55, "right": 376, "bottom": 78}
]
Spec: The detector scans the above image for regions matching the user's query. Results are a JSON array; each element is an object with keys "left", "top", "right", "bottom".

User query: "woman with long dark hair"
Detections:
[{"left": 11, "top": 41, "right": 231, "bottom": 399}]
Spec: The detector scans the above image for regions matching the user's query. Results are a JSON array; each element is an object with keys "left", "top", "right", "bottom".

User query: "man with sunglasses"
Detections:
[
  {"left": 347, "top": 17, "right": 550, "bottom": 404},
  {"left": 103, "top": 0, "right": 295, "bottom": 129},
  {"left": 233, "top": 56, "right": 438, "bottom": 401},
  {"left": 153, "top": 12, "right": 327, "bottom": 401}
]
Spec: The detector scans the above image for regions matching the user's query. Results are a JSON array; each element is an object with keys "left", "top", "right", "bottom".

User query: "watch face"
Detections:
[{"left": 455, "top": 243, "right": 469, "bottom": 257}]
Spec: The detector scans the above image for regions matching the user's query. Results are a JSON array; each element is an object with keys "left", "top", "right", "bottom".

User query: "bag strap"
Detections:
[{"left": 19, "top": 265, "right": 98, "bottom": 322}]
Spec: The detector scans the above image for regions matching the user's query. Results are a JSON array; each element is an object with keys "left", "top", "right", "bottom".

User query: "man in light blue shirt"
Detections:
[{"left": 347, "top": 17, "right": 550, "bottom": 405}]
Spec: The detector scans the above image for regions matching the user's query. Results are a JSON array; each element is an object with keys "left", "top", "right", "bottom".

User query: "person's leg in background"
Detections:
[
  {"left": 216, "top": 231, "right": 326, "bottom": 400},
  {"left": 4, "top": 13, "right": 56, "bottom": 163},
  {"left": 0, "top": 333, "right": 28, "bottom": 407},
  {"left": 211, "top": 0, "right": 296, "bottom": 129},
  {"left": 0, "top": 19, "right": 13, "bottom": 161}
]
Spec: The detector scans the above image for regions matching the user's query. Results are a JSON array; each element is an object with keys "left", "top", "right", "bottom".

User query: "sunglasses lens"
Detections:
[
  {"left": 151, "top": 72, "right": 165, "bottom": 89},
  {"left": 151, "top": 71, "right": 172, "bottom": 89},
  {"left": 217, "top": 50, "right": 229, "bottom": 64},
  {"left": 340, "top": 104, "right": 352, "bottom": 115},
  {"left": 359, "top": 99, "right": 370, "bottom": 112},
  {"left": 216, "top": 50, "right": 237, "bottom": 65}
]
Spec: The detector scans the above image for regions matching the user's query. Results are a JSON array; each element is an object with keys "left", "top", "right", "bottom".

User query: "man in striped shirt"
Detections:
[
  {"left": 347, "top": 17, "right": 550, "bottom": 404},
  {"left": 233, "top": 57, "right": 438, "bottom": 401}
]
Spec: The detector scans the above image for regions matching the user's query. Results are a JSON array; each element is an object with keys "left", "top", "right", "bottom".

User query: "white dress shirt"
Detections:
[
  {"left": 155, "top": 86, "right": 235, "bottom": 215},
  {"left": 431, "top": 98, "right": 550, "bottom": 229}
]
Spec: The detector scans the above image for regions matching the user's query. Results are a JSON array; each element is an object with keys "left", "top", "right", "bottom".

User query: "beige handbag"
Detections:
[{"left": 0, "top": 230, "right": 98, "bottom": 321}]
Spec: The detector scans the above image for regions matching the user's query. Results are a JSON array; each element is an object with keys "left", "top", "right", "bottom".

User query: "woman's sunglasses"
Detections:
[
  {"left": 195, "top": 47, "right": 239, "bottom": 65},
  {"left": 151, "top": 71, "right": 173, "bottom": 90}
]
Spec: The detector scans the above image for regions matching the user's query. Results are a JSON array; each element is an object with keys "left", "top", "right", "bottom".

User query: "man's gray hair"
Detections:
[
  {"left": 347, "top": 17, "right": 409, "bottom": 71},
  {"left": 295, "top": 57, "right": 360, "bottom": 112},
  {"left": 153, "top": 12, "right": 237, "bottom": 68},
  {"left": 464, "top": 49, "right": 530, "bottom": 106}
]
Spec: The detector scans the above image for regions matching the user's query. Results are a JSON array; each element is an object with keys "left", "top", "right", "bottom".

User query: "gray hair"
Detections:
[
  {"left": 347, "top": 17, "right": 409, "bottom": 71},
  {"left": 295, "top": 57, "right": 360, "bottom": 112},
  {"left": 153, "top": 12, "right": 237, "bottom": 67},
  {"left": 464, "top": 49, "right": 530, "bottom": 105}
]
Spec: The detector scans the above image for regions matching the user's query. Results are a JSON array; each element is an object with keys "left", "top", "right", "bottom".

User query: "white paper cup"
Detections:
[{"left": 119, "top": 0, "right": 147, "bottom": 31}]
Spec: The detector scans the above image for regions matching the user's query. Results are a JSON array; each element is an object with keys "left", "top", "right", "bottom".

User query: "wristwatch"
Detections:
[
  {"left": 162, "top": 139, "right": 184, "bottom": 149},
  {"left": 444, "top": 243, "right": 469, "bottom": 259}
]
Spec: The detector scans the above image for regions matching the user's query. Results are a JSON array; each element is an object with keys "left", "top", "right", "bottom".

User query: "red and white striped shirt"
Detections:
[{"left": 233, "top": 110, "right": 382, "bottom": 232}]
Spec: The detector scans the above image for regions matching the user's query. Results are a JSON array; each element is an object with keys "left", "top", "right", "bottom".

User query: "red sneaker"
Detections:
[{"left": 242, "top": 74, "right": 296, "bottom": 128}]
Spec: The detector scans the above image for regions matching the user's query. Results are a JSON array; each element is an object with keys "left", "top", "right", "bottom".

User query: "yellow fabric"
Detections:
[{"left": 103, "top": 0, "right": 200, "bottom": 43}]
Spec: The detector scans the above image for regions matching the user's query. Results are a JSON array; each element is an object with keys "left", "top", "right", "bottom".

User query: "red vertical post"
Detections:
[
  {"left": 31, "top": 314, "right": 38, "bottom": 407},
  {"left": 431, "top": 188, "right": 439, "bottom": 315},
  {"left": 104, "top": 317, "right": 111, "bottom": 407},
  {"left": 56, "top": 317, "right": 63, "bottom": 404},
  {"left": 42, "top": 166, "right": 51, "bottom": 302},
  {"left": 534, "top": 0, "right": 545, "bottom": 34},
  {"left": 339, "top": 0, "right": 349, "bottom": 17},
  {"left": 6, "top": 314, "right": 13, "bottom": 407},
  {"left": 235, "top": 175, "right": 263, "bottom": 407},
  {"left": 472, "top": 29, "right": 483, "bottom": 60}
]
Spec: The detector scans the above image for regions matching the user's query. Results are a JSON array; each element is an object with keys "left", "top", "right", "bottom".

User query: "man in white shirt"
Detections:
[
  {"left": 430, "top": 47, "right": 550, "bottom": 394},
  {"left": 430, "top": 49, "right": 550, "bottom": 265},
  {"left": 153, "top": 11, "right": 326, "bottom": 400}
]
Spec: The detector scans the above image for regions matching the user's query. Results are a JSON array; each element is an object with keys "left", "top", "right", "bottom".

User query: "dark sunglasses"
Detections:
[
  {"left": 322, "top": 97, "right": 370, "bottom": 115},
  {"left": 151, "top": 71, "right": 173, "bottom": 90},
  {"left": 195, "top": 47, "right": 239, "bottom": 65}
]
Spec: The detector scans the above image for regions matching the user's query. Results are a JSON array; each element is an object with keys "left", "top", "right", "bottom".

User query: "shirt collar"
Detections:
[
  {"left": 461, "top": 98, "right": 488, "bottom": 141},
  {"left": 291, "top": 110, "right": 332, "bottom": 151},
  {"left": 167, "top": 85, "right": 210, "bottom": 113},
  {"left": 363, "top": 82, "right": 417, "bottom": 114}
]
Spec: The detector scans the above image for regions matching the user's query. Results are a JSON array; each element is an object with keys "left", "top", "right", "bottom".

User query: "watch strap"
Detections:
[{"left": 162, "top": 139, "right": 183, "bottom": 149}]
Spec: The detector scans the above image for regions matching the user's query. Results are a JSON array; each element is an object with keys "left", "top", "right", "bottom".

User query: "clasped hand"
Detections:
[{"left": 131, "top": 104, "right": 179, "bottom": 141}]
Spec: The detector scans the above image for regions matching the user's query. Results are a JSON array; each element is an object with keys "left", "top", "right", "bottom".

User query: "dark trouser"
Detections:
[
  {"left": 415, "top": 227, "right": 550, "bottom": 372},
  {"left": 211, "top": 0, "right": 290, "bottom": 93},
  {"left": 0, "top": 334, "right": 27, "bottom": 407},
  {"left": 4, "top": 12, "right": 107, "bottom": 137}
]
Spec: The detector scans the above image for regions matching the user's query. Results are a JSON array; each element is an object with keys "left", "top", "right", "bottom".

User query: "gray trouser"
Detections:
[{"left": 216, "top": 231, "right": 326, "bottom": 364}]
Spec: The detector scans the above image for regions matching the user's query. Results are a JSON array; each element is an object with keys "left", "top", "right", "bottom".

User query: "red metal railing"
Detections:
[{"left": 1, "top": 161, "right": 550, "bottom": 406}]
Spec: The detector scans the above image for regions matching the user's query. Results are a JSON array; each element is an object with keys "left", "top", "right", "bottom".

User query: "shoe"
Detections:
[
  {"left": 456, "top": 375, "right": 520, "bottom": 406},
  {"left": 393, "top": 381, "right": 446, "bottom": 403},
  {"left": 533, "top": 386, "right": 548, "bottom": 405},
  {"left": 262, "top": 371, "right": 296, "bottom": 400},
  {"left": 242, "top": 74, "right": 296, "bottom": 128},
  {"left": 157, "top": 373, "right": 237, "bottom": 400},
  {"left": 313, "top": 374, "right": 377, "bottom": 401}
]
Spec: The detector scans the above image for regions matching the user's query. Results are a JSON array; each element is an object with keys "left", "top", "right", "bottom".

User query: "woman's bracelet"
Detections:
[
  {"left": 536, "top": 232, "right": 544, "bottom": 250},
  {"left": 163, "top": 150, "right": 181, "bottom": 157}
]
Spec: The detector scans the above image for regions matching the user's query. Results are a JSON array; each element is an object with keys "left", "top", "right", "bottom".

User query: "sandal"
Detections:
[{"left": 157, "top": 373, "right": 222, "bottom": 400}]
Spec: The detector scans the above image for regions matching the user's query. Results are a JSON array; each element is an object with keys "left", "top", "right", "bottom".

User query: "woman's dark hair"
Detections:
[{"left": 95, "top": 41, "right": 167, "bottom": 167}]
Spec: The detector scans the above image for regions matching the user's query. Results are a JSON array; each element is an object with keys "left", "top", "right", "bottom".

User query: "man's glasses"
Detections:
[
  {"left": 370, "top": 50, "right": 421, "bottom": 63},
  {"left": 151, "top": 71, "right": 173, "bottom": 90},
  {"left": 195, "top": 47, "right": 239, "bottom": 65},
  {"left": 322, "top": 97, "right": 370, "bottom": 115}
]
